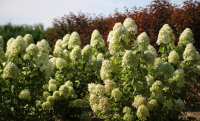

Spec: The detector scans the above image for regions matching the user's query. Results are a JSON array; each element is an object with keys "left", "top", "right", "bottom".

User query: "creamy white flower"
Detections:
[
  {"left": 18, "top": 89, "right": 31, "bottom": 100},
  {"left": 23, "top": 34, "right": 34, "bottom": 47},
  {"left": 156, "top": 29, "right": 170, "bottom": 45},
  {"left": 178, "top": 28, "right": 194, "bottom": 46},
  {"left": 123, "top": 113, "right": 132, "bottom": 121},
  {"left": 123, "top": 17, "right": 137, "bottom": 34},
  {"left": 26, "top": 44, "right": 39, "bottom": 58},
  {"left": 183, "top": 43, "right": 199, "bottom": 61},
  {"left": 43, "top": 91, "right": 51, "bottom": 99},
  {"left": 113, "top": 22, "right": 129, "bottom": 40},
  {"left": 98, "top": 97, "right": 110, "bottom": 114},
  {"left": 111, "top": 88, "right": 122, "bottom": 101},
  {"left": 136, "top": 105, "right": 149, "bottom": 118},
  {"left": 148, "top": 99, "right": 158, "bottom": 111},
  {"left": 3, "top": 62, "right": 20, "bottom": 79},
  {"left": 136, "top": 32, "right": 149, "bottom": 51},
  {"left": 70, "top": 46, "right": 81, "bottom": 62},
  {"left": 68, "top": 32, "right": 81, "bottom": 50},
  {"left": 82, "top": 45, "right": 92, "bottom": 62},
  {"left": 100, "top": 60, "right": 114, "bottom": 80},
  {"left": 168, "top": 50, "right": 180, "bottom": 64},
  {"left": 104, "top": 79, "right": 117, "bottom": 95},
  {"left": 123, "top": 106, "right": 131, "bottom": 113},
  {"left": 48, "top": 84, "right": 57, "bottom": 91},
  {"left": 132, "top": 95, "right": 147, "bottom": 108},
  {"left": 42, "top": 101, "right": 51, "bottom": 110},
  {"left": 56, "top": 57, "right": 67, "bottom": 70},
  {"left": 122, "top": 50, "right": 139, "bottom": 69},
  {"left": 62, "top": 34, "right": 70, "bottom": 49}
]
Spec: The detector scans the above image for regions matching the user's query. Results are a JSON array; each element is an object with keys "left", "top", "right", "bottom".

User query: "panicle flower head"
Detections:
[
  {"left": 169, "top": 68, "right": 185, "bottom": 86},
  {"left": 108, "top": 37, "right": 120, "bottom": 55},
  {"left": 6, "top": 38, "right": 15, "bottom": 52},
  {"left": 42, "top": 101, "right": 51, "bottom": 110},
  {"left": 156, "top": 29, "right": 170, "bottom": 45},
  {"left": 100, "top": 60, "right": 114, "bottom": 80},
  {"left": 23, "top": 34, "right": 33, "bottom": 47},
  {"left": 95, "top": 84, "right": 105, "bottom": 96},
  {"left": 154, "top": 58, "right": 164, "bottom": 69},
  {"left": 111, "top": 88, "right": 122, "bottom": 101},
  {"left": 175, "top": 99, "right": 185, "bottom": 111},
  {"left": 89, "top": 94, "right": 100, "bottom": 105},
  {"left": 37, "top": 41, "right": 49, "bottom": 54},
  {"left": 112, "top": 113, "right": 120, "bottom": 120},
  {"left": 43, "top": 91, "right": 51, "bottom": 99},
  {"left": 178, "top": 28, "right": 194, "bottom": 46},
  {"left": 62, "top": 34, "right": 70, "bottom": 49},
  {"left": 48, "top": 84, "right": 57, "bottom": 91},
  {"left": 90, "top": 29, "right": 105, "bottom": 47},
  {"left": 10, "top": 36, "right": 26, "bottom": 57},
  {"left": 3, "top": 62, "right": 20, "bottom": 79},
  {"left": 98, "top": 97, "right": 110, "bottom": 114},
  {"left": 132, "top": 95, "right": 147, "bottom": 108},
  {"left": 159, "top": 62, "right": 174, "bottom": 77},
  {"left": 104, "top": 79, "right": 117, "bottom": 95},
  {"left": 97, "top": 53, "right": 104, "bottom": 59},
  {"left": 70, "top": 46, "right": 81, "bottom": 62},
  {"left": 123, "top": 17, "right": 137, "bottom": 34},
  {"left": 68, "top": 32, "right": 81, "bottom": 50},
  {"left": 65, "top": 81, "right": 73, "bottom": 87},
  {"left": 55, "top": 39, "right": 62, "bottom": 48},
  {"left": 18, "top": 89, "right": 31, "bottom": 100},
  {"left": 53, "top": 91, "right": 62, "bottom": 100},
  {"left": 107, "top": 30, "right": 114, "bottom": 43},
  {"left": 144, "top": 51, "right": 156, "bottom": 65},
  {"left": 49, "top": 79, "right": 57, "bottom": 85},
  {"left": 150, "top": 80, "right": 163, "bottom": 92},
  {"left": 0, "top": 36, "right": 4, "bottom": 48},
  {"left": 122, "top": 50, "right": 139, "bottom": 69},
  {"left": 161, "top": 24, "right": 175, "bottom": 45},
  {"left": 168, "top": 50, "right": 180, "bottom": 64},
  {"left": 163, "top": 100, "right": 173, "bottom": 110},
  {"left": 59, "top": 85, "right": 69, "bottom": 97},
  {"left": 36, "top": 52, "right": 49, "bottom": 70},
  {"left": 147, "top": 45, "right": 157, "bottom": 57},
  {"left": 82, "top": 45, "right": 92, "bottom": 62},
  {"left": 26, "top": 44, "right": 39, "bottom": 58},
  {"left": 183, "top": 43, "right": 199, "bottom": 61},
  {"left": 123, "top": 113, "right": 132, "bottom": 121},
  {"left": 56, "top": 57, "right": 67, "bottom": 70},
  {"left": 47, "top": 96, "right": 54, "bottom": 105},
  {"left": 146, "top": 74, "right": 154, "bottom": 86},
  {"left": 113, "top": 22, "right": 129, "bottom": 40},
  {"left": 136, "top": 105, "right": 149, "bottom": 118},
  {"left": 88, "top": 83, "right": 96, "bottom": 94},
  {"left": 148, "top": 99, "right": 158, "bottom": 111},
  {"left": 136, "top": 32, "right": 149, "bottom": 51},
  {"left": 123, "top": 106, "right": 131, "bottom": 113}
]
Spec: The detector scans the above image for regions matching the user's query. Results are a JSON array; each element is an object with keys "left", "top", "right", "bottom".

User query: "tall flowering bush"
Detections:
[
  {"left": 0, "top": 17, "right": 200, "bottom": 120},
  {"left": 88, "top": 18, "right": 200, "bottom": 120}
]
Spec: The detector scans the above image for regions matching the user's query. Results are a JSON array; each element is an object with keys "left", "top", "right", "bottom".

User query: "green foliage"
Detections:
[{"left": 0, "top": 23, "right": 47, "bottom": 50}]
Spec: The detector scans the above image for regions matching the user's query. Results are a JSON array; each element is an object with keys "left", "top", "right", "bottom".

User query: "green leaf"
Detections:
[{"left": 124, "top": 39, "right": 130, "bottom": 43}]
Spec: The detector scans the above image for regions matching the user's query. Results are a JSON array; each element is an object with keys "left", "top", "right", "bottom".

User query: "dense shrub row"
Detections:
[
  {"left": 0, "top": 23, "right": 47, "bottom": 50},
  {"left": 46, "top": 0, "right": 200, "bottom": 52},
  {"left": 0, "top": 17, "right": 200, "bottom": 120}
]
